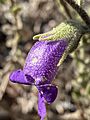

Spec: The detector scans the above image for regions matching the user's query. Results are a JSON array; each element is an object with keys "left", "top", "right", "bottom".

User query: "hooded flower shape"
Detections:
[
  {"left": 9, "top": 39, "right": 68, "bottom": 120},
  {"left": 33, "top": 20, "right": 88, "bottom": 66}
]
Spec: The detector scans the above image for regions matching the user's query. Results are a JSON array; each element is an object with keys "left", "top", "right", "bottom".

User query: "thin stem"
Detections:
[
  {"left": 60, "top": 0, "right": 72, "bottom": 19},
  {"left": 64, "top": 0, "right": 90, "bottom": 28}
]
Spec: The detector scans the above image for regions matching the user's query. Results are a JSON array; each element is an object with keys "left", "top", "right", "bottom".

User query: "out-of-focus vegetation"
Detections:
[{"left": 0, "top": 0, "right": 90, "bottom": 120}]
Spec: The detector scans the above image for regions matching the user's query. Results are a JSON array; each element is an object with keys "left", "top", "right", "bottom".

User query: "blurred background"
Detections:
[{"left": 0, "top": 0, "right": 90, "bottom": 120}]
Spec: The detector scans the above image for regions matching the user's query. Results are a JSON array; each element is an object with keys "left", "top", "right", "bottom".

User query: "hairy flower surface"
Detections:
[
  {"left": 9, "top": 40, "right": 68, "bottom": 120},
  {"left": 33, "top": 20, "right": 88, "bottom": 65}
]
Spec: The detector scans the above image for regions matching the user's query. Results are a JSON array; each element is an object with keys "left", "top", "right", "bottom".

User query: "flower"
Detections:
[
  {"left": 9, "top": 39, "right": 68, "bottom": 120},
  {"left": 33, "top": 20, "right": 88, "bottom": 66}
]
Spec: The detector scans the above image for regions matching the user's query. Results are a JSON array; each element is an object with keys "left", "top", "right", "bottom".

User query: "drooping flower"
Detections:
[
  {"left": 33, "top": 20, "right": 88, "bottom": 65},
  {"left": 9, "top": 39, "right": 68, "bottom": 120}
]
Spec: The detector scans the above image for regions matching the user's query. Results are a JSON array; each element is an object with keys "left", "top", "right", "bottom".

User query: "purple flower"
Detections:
[{"left": 9, "top": 40, "right": 67, "bottom": 120}]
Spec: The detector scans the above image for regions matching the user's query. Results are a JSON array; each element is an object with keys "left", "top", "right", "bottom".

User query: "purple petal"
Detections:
[
  {"left": 24, "top": 40, "right": 68, "bottom": 83},
  {"left": 38, "top": 93, "right": 46, "bottom": 120},
  {"left": 9, "top": 69, "right": 34, "bottom": 85},
  {"left": 38, "top": 84, "right": 58, "bottom": 104}
]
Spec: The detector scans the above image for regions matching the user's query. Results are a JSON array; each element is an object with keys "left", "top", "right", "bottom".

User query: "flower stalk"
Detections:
[{"left": 64, "top": 0, "right": 90, "bottom": 28}]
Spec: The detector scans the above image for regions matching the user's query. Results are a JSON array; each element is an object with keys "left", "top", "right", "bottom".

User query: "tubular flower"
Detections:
[
  {"left": 9, "top": 39, "right": 68, "bottom": 120},
  {"left": 33, "top": 20, "right": 88, "bottom": 65}
]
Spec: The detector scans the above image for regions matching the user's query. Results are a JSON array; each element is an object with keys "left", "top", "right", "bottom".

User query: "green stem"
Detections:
[
  {"left": 60, "top": 0, "right": 72, "bottom": 19},
  {"left": 64, "top": 0, "right": 90, "bottom": 28}
]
